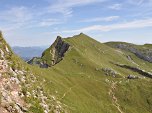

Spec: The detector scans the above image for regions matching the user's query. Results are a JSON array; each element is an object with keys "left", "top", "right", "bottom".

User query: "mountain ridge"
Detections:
[{"left": 105, "top": 41, "right": 152, "bottom": 63}]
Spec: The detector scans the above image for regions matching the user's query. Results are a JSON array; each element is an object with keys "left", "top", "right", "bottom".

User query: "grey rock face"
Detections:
[
  {"left": 28, "top": 36, "right": 70, "bottom": 68},
  {"left": 27, "top": 57, "right": 49, "bottom": 68},
  {"left": 42, "top": 36, "right": 70, "bottom": 66},
  {"left": 52, "top": 36, "right": 70, "bottom": 65},
  {"left": 115, "top": 44, "right": 152, "bottom": 63}
]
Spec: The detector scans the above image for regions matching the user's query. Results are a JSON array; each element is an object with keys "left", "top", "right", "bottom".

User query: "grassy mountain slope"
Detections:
[
  {"left": 1, "top": 32, "right": 152, "bottom": 113},
  {"left": 30, "top": 33, "right": 152, "bottom": 113}
]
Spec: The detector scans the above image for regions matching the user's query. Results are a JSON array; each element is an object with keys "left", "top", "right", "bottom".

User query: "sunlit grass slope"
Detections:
[{"left": 27, "top": 33, "right": 152, "bottom": 113}]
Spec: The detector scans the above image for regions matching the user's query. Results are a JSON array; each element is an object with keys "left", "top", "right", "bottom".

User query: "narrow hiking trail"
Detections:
[
  {"left": 60, "top": 85, "right": 77, "bottom": 100},
  {"left": 109, "top": 81, "right": 124, "bottom": 113}
]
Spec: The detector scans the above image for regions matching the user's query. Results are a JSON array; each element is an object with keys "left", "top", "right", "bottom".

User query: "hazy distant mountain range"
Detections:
[{"left": 12, "top": 46, "right": 48, "bottom": 61}]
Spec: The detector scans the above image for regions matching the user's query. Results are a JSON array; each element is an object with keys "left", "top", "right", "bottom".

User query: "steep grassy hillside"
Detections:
[
  {"left": 1, "top": 32, "right": 152, "bottom": 113},
  {"left": 0, "top": 32, "right": 68, "bottom": 113},
  {"left": 28, "top": 33, "right": 152, "bottom": 113}
]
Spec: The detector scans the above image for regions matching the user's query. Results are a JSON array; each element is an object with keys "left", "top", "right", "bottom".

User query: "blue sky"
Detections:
[{"left": 0, "top": 0, "right": 152, "bottom": 46}]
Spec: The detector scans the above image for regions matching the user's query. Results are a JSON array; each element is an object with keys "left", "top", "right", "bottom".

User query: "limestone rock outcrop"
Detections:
[
  {"left": 115, "top": 44, "right": 152, "bottom": 63},
  {"left": 28, "top": 36, "right": 70, "bottom": 67}
]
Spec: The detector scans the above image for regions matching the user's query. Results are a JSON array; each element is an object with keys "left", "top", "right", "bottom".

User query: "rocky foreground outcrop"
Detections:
[
  {"left": 0, "top": 32, "right": 68, "bottom": 113},
  {"left": 0, "top": 31, "right": 27, "bottom": 113},
  {"left": 28, "top": 36, "right": 70, "bottom": 67}
]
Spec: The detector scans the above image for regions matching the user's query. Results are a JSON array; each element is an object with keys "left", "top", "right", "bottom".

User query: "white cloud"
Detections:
[
  {"left": 0, "top": 0, "right": 107, "bottom": 31},
  {"left": 0, "top": 6, "right": 63, "bottom": 31},
  {"left": 108, "top": 3, "right": 122, "bottom": 10},
  {"left": 0, "top": 6, "right": 32, "bottom": 23},
  {"left": 128, "top": 0, "right": 145, "bottom": 5},
  {"left": 0, "top": 0, "right": 105, "bottom": 31},
  {"left": 60, "top": 18, "right": 152, "bottom": 33},
  {"left": 0, "top": 6, "right": 34, "bottom": 32},
  {"left": 47, "top": 0, "right": 105, "bottom": 16},
  {"left": 81, "top": 16, "right": 120, "bottom": 22},
  {"left": 126, "top": 0, "right": 152, "bottom": 6},
  {"left": 39, "top": 19, "right": 62, "bottom": 27},
  {"left": 0, "top": 23, "right": 25, "bottom": 32}
]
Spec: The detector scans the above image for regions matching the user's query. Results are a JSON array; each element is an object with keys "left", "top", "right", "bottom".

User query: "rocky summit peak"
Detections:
[
  {"left": 42, "top": 36, "right": 70, "bottom": 66},
  {"left": 57, "top": 35, "right": 62, "bottom": 39},
  {"left": 79, "top": 32, "right": 84, "bottom": 35},
  {"left": 54, "top": 36, "right": 63, "bottom": 45},
  {"left": 28, "top": 35, "right": 70, "bottom": 67}
]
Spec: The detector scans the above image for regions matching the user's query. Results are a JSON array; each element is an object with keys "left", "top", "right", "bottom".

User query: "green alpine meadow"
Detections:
[{"left": 0, "top": 32, "right": 152, "bottom": 113}]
